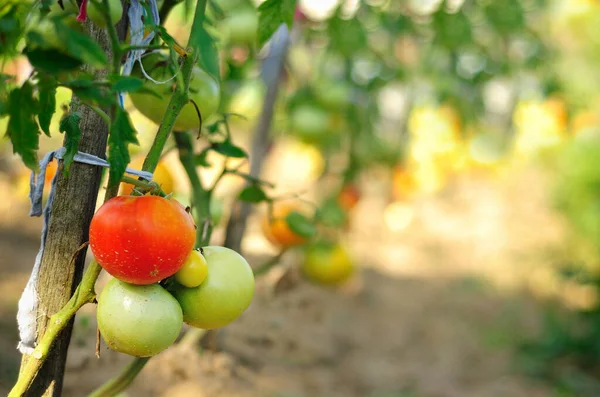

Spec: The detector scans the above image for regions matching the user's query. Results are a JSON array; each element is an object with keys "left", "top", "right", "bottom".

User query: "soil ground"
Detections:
[{"left": 0, "top": 163, "right": 567, "bottom": 397}]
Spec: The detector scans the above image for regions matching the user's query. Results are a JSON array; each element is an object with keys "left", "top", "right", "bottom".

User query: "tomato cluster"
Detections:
[{"left": 89, "top": 195, "right": 254, "bottom": 357}]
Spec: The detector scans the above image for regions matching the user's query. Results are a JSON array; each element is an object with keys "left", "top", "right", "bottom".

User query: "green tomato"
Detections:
[
  {"left": 129, "top": 53, "right": 221, "bottom": 131},
  {"left": 97, "top": 278, "right": 183, "bottom": 357},
  {"left": 30, "top": 0, "right": 81, "bottom": 51},
  {"left": 87, "top": 0, "right": 123, "bottom": 28},
  {"left": 314, "top": 80, "right": 352, "bottom": 110},
  {"left": 221, "top": 9, "right": 258, "bottom": 45},
  {"left": 227, "top": 80, "right": 265, "bottom": 120},
  {"left": 290, "top": 104, "right": 332, "bottom": 143},
  {"left": 174, "top": 249, "right": 209, "bottom": 288},
  {"left": 170, "top": 246, "right": 255, "bottom": 329},
  {"left": 48, "top": 0, "right": 79, "bottom": 15}
]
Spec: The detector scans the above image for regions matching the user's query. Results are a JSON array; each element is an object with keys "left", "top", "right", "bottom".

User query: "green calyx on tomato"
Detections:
[
  {"left": 129, "top": 52, "right": 221, "bottom": 131},
  {"left": 97, "top": 278, "right": 183, "bottom": 357},
  {"left": 87, "top": 0, "right": 123, "bottom": 28},
  {"left": 169, "top": 246, "right": 255, "bottom": 330},
  {"left": 174, "top": 249, "right": 209, "bottom": 288},
  {"left": 89, "top": 195, "right": 196, "bottom": 285}
]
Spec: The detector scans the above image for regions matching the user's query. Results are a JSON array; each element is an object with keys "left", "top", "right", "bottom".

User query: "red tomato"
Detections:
[{"left": 89, "top": 196, "right": 196, "bottom": 285}]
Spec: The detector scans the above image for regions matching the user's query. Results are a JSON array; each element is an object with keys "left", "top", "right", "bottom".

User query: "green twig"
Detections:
[
  {"left": 85, "top": 104, "right": 111, "bottom": 125},
  {"left": 253, "top": 249, "right": 287, "bottom": 276},
  {"left": 174, "top": 131, "right": 212, "bottom": 247},
  {"left": 8, "top": 261, "right": 102, "bottom": 397},
  {"left": 86, "top": 357, "right": 150, "bottom": 397}
]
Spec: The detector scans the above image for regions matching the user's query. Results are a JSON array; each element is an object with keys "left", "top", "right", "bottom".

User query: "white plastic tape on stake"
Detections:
[
  {"left": 119, "top": 0, "right": 166, "bottom": 107},
  {"left": 17, "top": 149, "right": 153, "bottom": 354}
]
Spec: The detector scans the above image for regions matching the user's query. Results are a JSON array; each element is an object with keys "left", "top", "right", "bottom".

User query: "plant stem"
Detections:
[
  {"left": 86, "top": 357, "right": 150, "bottom": 397},
  {"left": 174, "top": 131, "right": 212, "bottom": 247},
  {"left": 86, "top": 104, "right": 111, "bottom": 125},
  {"left": 102, "top": 0, "right": 123, "bottom": 75},
  {"left": 120, "top": 175, "right": 166, "bottom": 196},
  {"left": 253, "top": 249, "right": 287, "bottom": 276},
  {"left": 8, "top": 262, "right": 102, "bottom": 397},
  {"left": 87, "top": 2, "right": 210, "bottom": 395}
]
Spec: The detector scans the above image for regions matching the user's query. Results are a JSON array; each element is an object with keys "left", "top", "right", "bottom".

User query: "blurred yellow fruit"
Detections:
[
  {"left": 119, "top": 156, "right": 175, "bottom": 195},
  {"left": 513, "top": 97, "right": 569, "bottom": 156},
  {"left": 301, "top": 243, "right": 354, "bottom": 286}
]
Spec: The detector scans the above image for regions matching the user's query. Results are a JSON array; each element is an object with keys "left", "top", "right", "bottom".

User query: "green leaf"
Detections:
[
  {"left": 187, "top": 21, "right": 220, "bottom": 81},
  {"left": 285, "top": 211, "right": 317, "bottom": 239},
  {"left": 38, "top": 78, "right": 57, "bottom": 136},
  {"left": 6, "top": 82, "right": 40, "bottom": 171},
  {"left": 111, "top": 76, "right": 144, "bottom": 92},
  {"left": 484, "top": 0, "right": 524, "bottom": 35},
  {"left": 194, "top": 150, "right": 211, "bottom": 167},
  {"left": 64, "top": 79, "right": 114, "bottom": 106},
  {"left": 108, "top": 108, "right": 138, "bottom": 185},
  {"left": 211, "top": 141, "right": 247, "bottom": 158},
  {"left": 257, "top": 0, "right": 296, "bottom": 47},
  {"left": 432, "top": 8, "right": 472, "bottom": 50},
  {"left": 328, "top": 13, "right": 367, "bottom": 56},
  {"left": 24, "top": 46, "right": 83, "bottom": 74},
  {"left": 58, "top": 112, "right": 82, "bottom": 174},
  {"left": 55, "top": 19, "right": 108, "bottom": 68},
  {"left": 239, "top": 185, "right": 268, "bottom": 203}
]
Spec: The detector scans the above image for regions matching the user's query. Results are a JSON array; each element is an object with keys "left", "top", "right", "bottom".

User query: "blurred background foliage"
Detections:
[{"left": 3, "top": 0, "right": 600, "bottom": 395}]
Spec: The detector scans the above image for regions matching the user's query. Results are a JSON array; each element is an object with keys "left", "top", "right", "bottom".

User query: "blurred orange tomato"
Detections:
[
  {"left": 391, "top": 165, "right": 416, "bottom": 200},
  {"left": 337, "top": 184, "right": 360, "bottom": 212},
  {"left": 262, "top": 203, "right": 308, "bottom": 248}
]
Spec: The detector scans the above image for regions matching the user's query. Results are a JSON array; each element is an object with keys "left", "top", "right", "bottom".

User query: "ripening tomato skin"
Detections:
[
  {"left": 337, "top": 184, "right": 361, "bottom": 212},
  {"left": 97, "top": 278, "right": 183, "bottom": 357},
  {"left": 170, "top": 246, "right": 254, "bottom": 330},
  {"left": 174, "top": 249, "right": 208, "bottom": 288},
  {"left": 302, "top": 243, "right": 354, "bottom": 286},
  {"left": 89, "top": 196, "right": 196, "bottom": 285},
  {"left": 262, "top": 203, "right": 308, "bottom": 248}
]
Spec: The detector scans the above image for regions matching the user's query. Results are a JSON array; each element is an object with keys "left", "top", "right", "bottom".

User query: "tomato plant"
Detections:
[
  {"left": 170, "top": 246, "right": 255, "bottom": 329},
  {"left": 89, "top": 195, "right": 196, "bottom": 284},
  {"left": 174, "top": 249, "right": 208, "bottom": 288},
  {"left": 120, "top": 156, "right": 175, "bottom": 195},
  {"left": 129, "top": 52, "right": 220, "bottom": 131},
  {"left": 97, "top": 278, "right": 183, "bottom": 357}
]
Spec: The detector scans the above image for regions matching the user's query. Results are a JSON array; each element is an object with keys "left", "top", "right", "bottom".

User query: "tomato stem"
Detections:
[
  {"left": 87, "top": 357, "right": 151, "bottom": 397},
  {"left": 8, "top": 261, "right": 102, "bottom": 397}
]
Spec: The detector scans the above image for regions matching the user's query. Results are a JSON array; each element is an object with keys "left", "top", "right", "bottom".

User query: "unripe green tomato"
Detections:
[
  {"left": 314, "top": 80, "right": 352, "bottom": 110},
  {"left": 30, "top": 1, "right": 81, "bottom": 51},
  {"left": 97, "top": 278, "right": 183, "bottom": 357},
  {"left": 221, "top": 9, "right": 258, "bottom": 45},
  {"left": 174, "top": 249, "right": 208, "bottom": 288},
  {"left": 129, "top": 53, "right": 220, "bottom": 131},
  {"left": 87, "top": 0, "right": 123, "bottom": 28},
  {"left": 48, "top": 0, "right": 79, "bottom": 15},
  {"left": 170, "top": 246, "right": 254, "bottom": 329},
  {"left": 290, "top": 104, "right": 332, "bottom": 142}
]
